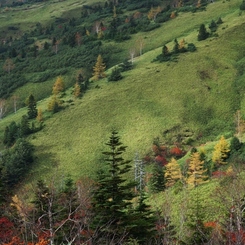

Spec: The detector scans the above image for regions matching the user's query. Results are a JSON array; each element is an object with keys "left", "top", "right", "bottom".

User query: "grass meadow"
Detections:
[{"left": 0, "top": 0, "right": 245, "bottom": 185}]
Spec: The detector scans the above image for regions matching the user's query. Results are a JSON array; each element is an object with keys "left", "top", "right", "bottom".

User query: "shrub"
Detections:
[
  {"left": 240, "top": 0, "right": 245, "bottom": 10},
  {"left": 187, "top": 43, "right": 197, "bottom": 52}
]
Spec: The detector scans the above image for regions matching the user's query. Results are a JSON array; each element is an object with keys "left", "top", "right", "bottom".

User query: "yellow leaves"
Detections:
[
  {"left": 212, "top": 136, "right": 230, "bottom": 165},
  {"left": 147, "top": 6, "right": 161, "bottom": 21},
  {"left": 73, "top": 82, "right": 81, "bottom": 98},
  {"left": 86, "top": 29, "right": 90, "bottom": 36},
  {"left": 170, "top": 11, "right": 176, "bottom": 19},
  {"left": 92, "top": 54, "right": 106, "bottom": 81},
  {"left": 187, "top": 152, "right": 208, "bottom": 188},
  {"left": 11, "top": 195, "right": 31, "bottom": 221},
  {"left": 36, "top": 108, "right": 43, "bottom": 122},
  {"left": 165, "top": 158, "right": 182, "bottom": 187},
  {"left": 52, "top": 76, "right": 65, "bottom": 95},
  {"left": 47, "top": 95, "right": 61, "bottom": 112}
]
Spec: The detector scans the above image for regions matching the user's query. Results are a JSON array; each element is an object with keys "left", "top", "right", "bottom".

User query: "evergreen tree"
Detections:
[
  {"left": 108, "top": 67, "right": 123, "bottom": 82},
  {"left": 19, "top": 115, "right": 31, "bottom": 136},
  {"left": 119, "top": 59, "right": 133, "bottom": 72},
  {"left": 92, "top": 54, "right": 106, "bottom": 80},
  {"left": 130, "top": 193, "right": 157, "bottom": 243},
  {"left": 172, "top": 38, "right": 180, "bottom": 54},
  {"left": 26, "top": 94, "right": 37, "bottom": 119},
  {"left": 162, "top": 44, "right": 170, "bottom": 61},
  {"left": 209, "top": 20, "right": 217, "bottom": 32},
  {"left": 165, "top": 158, "right": 182, "bottom": 187},
  {"left": 3, "top": 121, "right": 18, "bottom": 147},
  {"left": 187, "top": 152, "right": 208, "bottom": 188},
  {"left": 148, "top": 164, "right": 165, "bottom": 193},
  {"left": 198, "top": 24, "right": 209, "bottom": 41},
  {"left": 91, "top": 130, "right": 135, "bottom": 244}
]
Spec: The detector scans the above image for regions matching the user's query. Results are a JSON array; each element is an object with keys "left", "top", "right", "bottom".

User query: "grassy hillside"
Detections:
[{"left": 0, "top": 0, "right": 245, "bottom": 185}]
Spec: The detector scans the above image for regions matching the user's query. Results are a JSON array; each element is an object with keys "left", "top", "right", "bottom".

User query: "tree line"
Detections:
[{"left": 1, "top": 130, "right": 245, "bottom": 244}]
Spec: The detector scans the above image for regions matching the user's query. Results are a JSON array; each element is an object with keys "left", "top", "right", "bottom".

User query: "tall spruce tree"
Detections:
[
  {"left": 197, "top": 24, "right": 209, "bottom": 41},
  {"left": 148, "top": 164, "right": 165, "bottom": 193},
  {"left": 130, "top": 192, "right": 157, "bottom": 243},
  {"left": 91, "top": 130, "right": 135, "bottom": 244},
  {"left": 26, "top": 94, "right": 37, "bottom": 119}
]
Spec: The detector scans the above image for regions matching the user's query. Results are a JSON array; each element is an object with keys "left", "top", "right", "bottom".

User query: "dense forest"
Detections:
[{"left": 1, "top": 0, "right": 245, "bottom": 243}]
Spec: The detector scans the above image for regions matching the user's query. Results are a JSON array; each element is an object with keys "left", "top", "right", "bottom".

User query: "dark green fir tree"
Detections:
[
  {"left": 91, "top": 130, "right": 136, "bottom": 244},
  {"left": 108, "top": 67, "right": 123, "bottom": 82},
  {"left": 197, "top": 24, "right": 209, "bottom": 41},
  {"left": 148, "top": 164, "right": 165, "bottom": 193},
  {"left": 130, "top": 192, "right": 157, "bottom": 244},
  {"left": 26, "top": 94, "right": 38, "bottom": 119}
]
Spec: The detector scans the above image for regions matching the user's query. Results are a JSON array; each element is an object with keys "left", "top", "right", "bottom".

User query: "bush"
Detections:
[
  {"left": 240, "top": 0, "right": 245, "bottom": 10},
  {"left": 187, "top": 43, "right": 197, "bottom": 52}
]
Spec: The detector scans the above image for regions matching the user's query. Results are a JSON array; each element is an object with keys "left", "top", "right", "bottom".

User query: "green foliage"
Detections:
[
  {"left": 0, "top": 138, "right": 34, "bottom": 187},
  {"left": 198, "top": 24, "right": 209, "bottom": 41},
  {"left": 108, "top": 67, "right": 123, "bottom": 82},
  {"left": 240, "top": 0, "right": 245, "bottom": 10},
  {"left": 148, "top": 164, "right": 165, "bottom": 193},
  {"left": 91, "top": 130, "right": 136, "bottom": 243},
  {"left": 26, "top": 94, "right": 37, "bottom": 119},
  {"left": 209, "top": 20, "right": 218, "bottom": 33},
  {"left": 187, "top": 43, "right": 197, "bottom": 52},
  {"left": 119, "top": 59, "right": 133, "bottom": 72},
  {"left": 130, "top": 193, "right": 157, "bottom": 243}
]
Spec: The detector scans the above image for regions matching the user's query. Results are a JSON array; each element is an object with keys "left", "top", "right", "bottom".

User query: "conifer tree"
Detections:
[
  {"left": 130, "top": 192, "right": 157, "bottom": 243},
  {"left": 19, "top": 115, "right": 31, "bottom": 136},
  {"left": 91, "top": 130, "right": 135, "bottom": 243},
  {"left": 198, "top": 24, "right": 209, "bottom": 41},
  {"left": 187, "top": 152, "right": 208, "bottom": 188},
  {"left": 162, "top": 45, "right": 169, "bottom": 57},
  {"left": 108, "top": 67, "right": 123, "bottom": 82},
  {"left": 73, "top": 82, "right": 81, "bottom": 98},
  {"left": 26, "top": 94, "right": 38, "bottom": 119},
  {"left": 52, "top": 76, "right": 65, "bottom": 95},
  {"left": 148, "top": 164, "right": 165, "bottom": 193},
  {"left": 165, "top": 158, "right": 182, "bottom": 187},
  {"left": 36, "top": 108, "right": 43, "bottom": 122},
  {"left": 212, "top": 135, "right": 230, "bottom": 165},
  {"left": 92, "top": 54, "right": 106, "bottom": 80},
  {"left": 48, "top": 95, "right": 61, "bottom": 113},
  {"left": 172, "top": 38, "right": 180, "bottom": 54}
]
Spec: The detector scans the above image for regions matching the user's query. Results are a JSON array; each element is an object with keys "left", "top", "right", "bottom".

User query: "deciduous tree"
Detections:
[
  {"left": 92, "top": 54, "right": 106, "bottom": 80},
  {"left": 36, "top": 108, "right": 43, "bottom": 122},
  {"left": 0, "top": 99, "right": 7, "bottom": 120},
  {"left": 3, "top": 58, "right": 15, "bottom": 74},
  {"left": 187, "top": 152, "right": 208, "bottom": 188},
  {"left": 73, "top": 82, "right": 81, "bottom": 98},
  {"left": 212, "top": 135, "right": 230, "bottom": 165},
  {"left": 165, "top": 158, "right": 182, "bottom": 187},
  {"left": 52, "top": 76, "right": 65, "bottom": 95}
]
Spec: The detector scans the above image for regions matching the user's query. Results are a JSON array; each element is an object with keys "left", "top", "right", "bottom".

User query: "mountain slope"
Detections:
[{"left": 0, "top": 0, "right": 245, "bottom": 183}]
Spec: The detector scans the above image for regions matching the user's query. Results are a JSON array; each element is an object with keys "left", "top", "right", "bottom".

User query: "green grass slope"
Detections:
[{"left": 1, "top": 0, "right": 245, "bottom": 184}]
